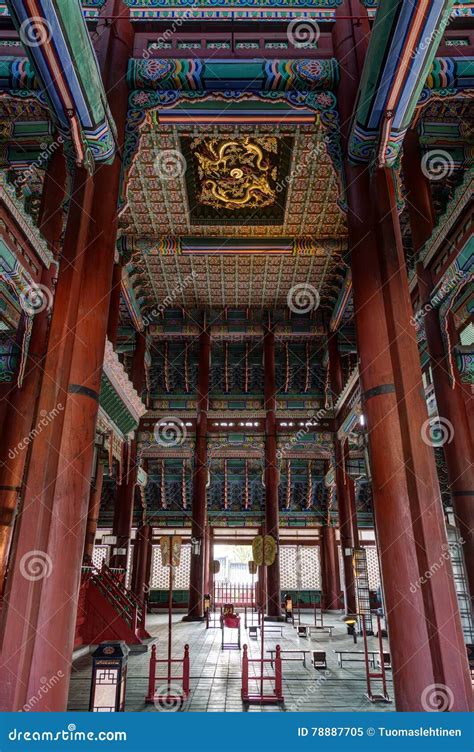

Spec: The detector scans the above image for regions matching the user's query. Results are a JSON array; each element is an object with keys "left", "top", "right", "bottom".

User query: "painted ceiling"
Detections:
[{"left": 121, "top": 120, "right": 346, "bottom": 239}]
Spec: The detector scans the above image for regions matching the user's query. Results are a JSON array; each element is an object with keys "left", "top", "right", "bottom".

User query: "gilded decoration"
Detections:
[
  {"left": 183, "top": 134, "right": 292, "bottom": 225},
  {"left": 194, "top": 136, "right": 277, "bottom": 211}
]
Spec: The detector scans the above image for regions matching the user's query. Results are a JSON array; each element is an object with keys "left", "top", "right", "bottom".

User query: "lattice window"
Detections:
[
  {"left": 280, "top": 546, "right": 298, "bottom": 589},
  {"left": 280, "top": 546, "right": 320, "bottom": 590},
  {"left": 150, "top": 544, "right": 191, "bottom": 589},
  {"left": 300, "top": 546, "right": 321, "bottom": 589},
  {"left": 92, "top": 545, "right": 107, "bottom": 569},
  {"left": 365, "top": 546, "right": 381, "bottom": 590},
  {"left": 338, "top": 545, "right": 380, "bottom": 590}
]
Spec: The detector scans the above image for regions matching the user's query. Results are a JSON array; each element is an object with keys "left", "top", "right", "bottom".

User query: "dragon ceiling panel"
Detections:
[
  {"left": 121, "top": 121, "right": 346, "bottom": 239},
  {"left": 182, "top": 135, "right": 292, "bottom": 225}
]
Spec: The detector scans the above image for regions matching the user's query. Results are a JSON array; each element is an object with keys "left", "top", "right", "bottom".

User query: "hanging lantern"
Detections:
[
  {"left": 211, "top": 560, "right": 220, "bottom": 574},
  {"left": 89, "top": 642, "right": 129, "bottom": 712}
]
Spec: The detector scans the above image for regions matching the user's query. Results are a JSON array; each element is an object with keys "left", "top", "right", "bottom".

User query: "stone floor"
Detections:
[{"left": 68, "top": 612, "right": 395, "bottom": 713}]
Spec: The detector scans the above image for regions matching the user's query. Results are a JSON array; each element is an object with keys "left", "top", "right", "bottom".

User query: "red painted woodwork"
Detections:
[
  {"left": 131, "top": 331, "right": 146, "bottom": 395},
  {"left": 320, "top": 526, "right": 341, "bottom": 610},
  {"left": 186, "top": 329, "right": 210, "bottom": 620},
  {"left": 110, "top": 441, "right": 139, "bottom": 571},
  {"left": 264, "top": 327, "right": 281, "bottom": 618},
  {"left": 334, "top": 0, "right": 472, "bottom": 711},
  {"left": 0, "top": 4, "right": 135, "bottom": 712},
  {"left": 84, "top": 462, "right": 104, "bottom": 561},
  {"left": 403, "top": 131, "right": 474, "bottom": 600}
]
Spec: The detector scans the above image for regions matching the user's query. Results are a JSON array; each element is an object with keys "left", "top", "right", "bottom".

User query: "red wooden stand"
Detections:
[
  {"left": 241, "top": 644, "right": 284, "bottom": 705},
  {"left": 145, "top": 643, "right": 190, "bottom": 706}
]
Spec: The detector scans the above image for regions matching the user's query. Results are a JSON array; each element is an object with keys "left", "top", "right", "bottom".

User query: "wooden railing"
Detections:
[
  {"left": 214, "top": 582, "right": 255, "bottom": 607},
  {"left": 82, "top": 562, "right": 146, "bottom": 636}
]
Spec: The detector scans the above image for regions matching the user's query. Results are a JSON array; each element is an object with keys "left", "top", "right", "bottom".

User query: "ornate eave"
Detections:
[
  {"left": 102, "top": 339, "right": 147, "bottom": 431},
  {"left": 420, "top": 171, "right": 473, "bottom": 267},
  {"left": 0, "top": 173, "right": 52, "bottom": 268}
]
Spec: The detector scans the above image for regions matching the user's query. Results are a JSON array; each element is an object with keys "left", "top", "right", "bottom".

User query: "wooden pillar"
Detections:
[
  {"left": 110, "top": 441, "right": 138, "bottom": 572},
  {"left": 107, "top": 262, "right": 122, "bottom": 347},
  {"left": 334, "top": 2, "right": 471, "bottom": 711},
  {"left": 83, "top": 461, "right": 104, "bottom": 561},
  {"left": 403, "top": 130, "right": 474, "bottom": 600},
  {"left": 131, "top": 524, "right": 151, "bottom": 604},
  {"left": 0, "top": 5, "right": 134, "bottom": 712},
  {"left": 329, "top": 320, "right": 358, "bottom": 613},
  {"left": 264, "top": 325, "right": 281, "bottom": 618},
  {"left": 334, "top": 438, "right": 358, "bottom": 615},
  {"left": 203, "top": 523, "right": 211, "bottom": 596},
  {"left": 320, "top": 526, "right": 341, "bottom": 610},
  {"left": 186, "top": 329, "right": 210, "bottom": 620},
  {"left": 0, "top": 150, "right": 66, "bottom": 590}
]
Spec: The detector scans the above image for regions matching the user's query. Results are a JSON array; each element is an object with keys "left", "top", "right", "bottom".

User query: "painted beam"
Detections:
[
  {"left": 348, "top": 0, "right": 471, "bottom": 166},
  {"left": 5, "top": 0, "right": 116, "bottom": 167},
  {"left": 127, "top": 57, "right": 339, "bottom": 92}
]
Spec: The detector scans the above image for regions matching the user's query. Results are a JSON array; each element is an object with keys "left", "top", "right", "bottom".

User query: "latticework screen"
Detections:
[
  {"left": 150, "top": 544, "right": 191, "bottom": 589},
  {"left": 365, "top": 546, "right": 381, "bottom": 590},
  {"left": 338, "top": 545, "right": 380, "bottom": 590},
  {"left": 280, "top": 545, "right": 320, "bottom": 590},
  {"left": 92, "top": 545, "right": 107, "bottom": 569}
]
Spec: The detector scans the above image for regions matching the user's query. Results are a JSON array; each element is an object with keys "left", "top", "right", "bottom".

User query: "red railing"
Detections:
[
  {"left": 146, "top": 643, "right": 190, "bottom": 705},
  {"left": 214, "top": 583, "right": 255, "bottom": 607},
  {"left": 82, "top": 562, "right": 146, "bottom": 637},
  {"left": 241, "top": 644, "right": 284, "bottom": 705}
]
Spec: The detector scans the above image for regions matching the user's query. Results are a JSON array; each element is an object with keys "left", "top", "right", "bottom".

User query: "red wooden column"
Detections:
[
  {"left": 320, "top": 525, "right": 341, "bottom": 610},
  {"left": 334, "top": 439, "right": 358, "bottom": 615},
  {"left": 131, "top": 523, "right": 152, "bottom": 603},
  {"left": 0, "top": 150, "right": 66, "bottom": 589},
  {"left": 203, "top": 522, "right": 211, "bottom": 596},
  {"left": 83, "top": 461, "right": 104, "bottom": 561},
  {"left": 0, "top": 5, "right": 134, "bottom": 712},
  {"left": 264, "top": 325, "right": 281, "bottom": 618},
  {"left": 334, "top": 2, "right": 471, "bottom": 711},
  {"left": 328, "top": 330, "right": 358, "bottom": 613},
  {"left": 186, "top": 328, "right": 210, "bottom": 620},
  {"left": 403, "top": 131, "right": 474, "bottom": 599},
  {"left": 110, "top": 441, "right": 138, "bottom": 572}
]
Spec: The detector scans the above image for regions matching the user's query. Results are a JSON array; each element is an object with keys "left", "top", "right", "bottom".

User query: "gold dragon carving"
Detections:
[{"left": 193, "top": 136, "right": 278, "bottom": 211}]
